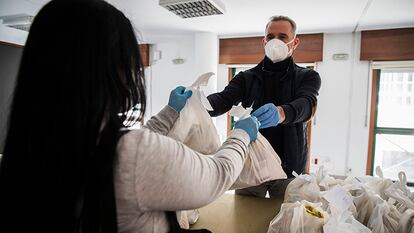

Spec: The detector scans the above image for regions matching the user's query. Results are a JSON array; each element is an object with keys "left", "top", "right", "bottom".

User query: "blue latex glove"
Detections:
[
  {"left": 168, "top": 86, "right": 193, "bottom": 112},
  {"left": 234, "top": 116, "right": 260, "bottom": 142},
  {"left": 251, "top": 103, "right": 279, "bottom": 129}
]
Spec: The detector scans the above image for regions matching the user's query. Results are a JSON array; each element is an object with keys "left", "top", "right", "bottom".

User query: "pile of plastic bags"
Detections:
[{"left": 267, "top": 166, "right": 414, "bottom": 233}]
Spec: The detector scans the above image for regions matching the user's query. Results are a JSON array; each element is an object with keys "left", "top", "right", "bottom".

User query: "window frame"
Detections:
[{"left": 367, "top": 68, "right": 414, "bottom": 186}]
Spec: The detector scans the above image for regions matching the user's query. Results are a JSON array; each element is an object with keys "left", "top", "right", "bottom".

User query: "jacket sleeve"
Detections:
[
  {"left": 129, "top": 128, "right": 250, "bottom": 211},
  {"left": 207, "top": 72, "right": 245, "bottom": 117},
  {"left": 281, "top": 70, "right": 321, "bottom": 124},
  {"left": 142, "top": 105, "right": 178, "bottom": 136}
]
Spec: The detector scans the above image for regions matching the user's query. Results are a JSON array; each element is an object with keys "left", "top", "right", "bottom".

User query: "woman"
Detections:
[{"left": 0, "top": 0, "right": 259, "bottom": 233}]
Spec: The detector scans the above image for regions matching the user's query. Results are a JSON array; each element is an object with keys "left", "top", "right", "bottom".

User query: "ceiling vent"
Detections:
[
  {"left": 159, "top": 0, "right": 225, "bottom": 18},
  {"left": 0, "top": 14, "right": 34, "bottom": 32}
]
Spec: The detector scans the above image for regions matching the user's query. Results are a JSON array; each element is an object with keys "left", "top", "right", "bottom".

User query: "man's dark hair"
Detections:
[{"left": 265, "top": 15, "right": 297, "bottom": 36}]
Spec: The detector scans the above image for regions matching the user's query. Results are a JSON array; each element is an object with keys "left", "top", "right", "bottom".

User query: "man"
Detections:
[{"left": 207, "top": 16, "right": 321, "bottom": 197}]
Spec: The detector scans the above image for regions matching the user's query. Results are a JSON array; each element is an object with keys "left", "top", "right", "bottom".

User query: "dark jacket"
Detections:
[{"left": 207, "top": 56, "right": 321, "bottom": 177}]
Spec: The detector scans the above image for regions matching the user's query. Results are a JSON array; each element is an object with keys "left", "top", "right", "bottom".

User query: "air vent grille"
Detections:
[{"left": 159, "top": 0, "right": 225, "bottom": 18}]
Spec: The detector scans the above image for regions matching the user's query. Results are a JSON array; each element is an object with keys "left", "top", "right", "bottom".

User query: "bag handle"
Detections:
[
  {"left": 166, "top": 211, "right": 212, "bottom": 233},
  {"left": 375, "top": 166, "right": 384, "bottom": 178},
  {"left": 290, "top": 204, "right": 305, "bottom": 233},
  {"left": 398, "top": 171, "right": 407, "bottom": 186}
]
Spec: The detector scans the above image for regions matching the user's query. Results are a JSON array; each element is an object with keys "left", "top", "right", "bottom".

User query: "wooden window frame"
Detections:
[
  {"left": 0, "top": 41, "right": 151, "bottom": 67},
  {"left": 0, "top": 41, "right": 23, "bottom": 48},
  {"left": 366, "top": 69, "right": 380, "bottom": 175},
  {"left": 361, "top": 28, "right": 414, "bottom": 61},
  {"left": 219, "top": 33, "right": 323, "bottom": 64},
  {"left": 366, "top": 69, "right": 414, "bottom": 186}
]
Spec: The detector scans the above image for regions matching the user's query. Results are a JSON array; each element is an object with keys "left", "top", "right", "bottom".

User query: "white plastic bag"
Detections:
[
  {"left": 177, "top": 210, "right": 190, "bottom": 229},
  {"left": 385, "top": 171, "right": 414, "bottom": 212},
  {"left": 353, "top": 187, "right": 378, "bottom": 225},
  {"left": 386, "top": 188, "right": 414, "bottom": 214},
  {"left": 340, "top": 176, "right": 365, "bottom": 197},
  {"left": 322, "top": 185, "right": 358, "bottom": 218},
  {"left": 229, "top": 105, "right": 287, "bottom": 189},
  {"left": 167, "top": 72, "right": 221, "bottom": 154},
  {"left": 365, "top": 166, "right": 394, "bottom": 201},
  {"left": 284, "top": 172, "right": 321, "bottom": 203},
  {"left": 314, "top": 166, "right": 341, "bottom": 191},
  {"left": 177, "top": 209, "right": 201, "bottom": 229},
  {"left": 393, "top": 172, "right": 413, "bottom": 199},
  {"left": 168, "top": 73, "right": 218, "bottom": 229},
  {"left": 323, "top": 209, "right": 371, "bottom": 233},
  {"left": 397, "top": 209, "right": 414, "bottom": 233},
  {"left": 267, "top": 200, "right": 328, "bottom": 233},
  {"left": 367, "top": 197, "right": 401, "bottom": 233}
]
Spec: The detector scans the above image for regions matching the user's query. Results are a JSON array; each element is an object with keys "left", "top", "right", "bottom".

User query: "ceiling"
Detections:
[{"left": 1, "top": 0, "right": 414, "bottom": 40}]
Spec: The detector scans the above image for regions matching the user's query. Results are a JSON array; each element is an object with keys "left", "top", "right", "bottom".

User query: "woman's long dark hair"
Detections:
[{"left": 0, "top": 0, "right": 146, "bottom": 232}]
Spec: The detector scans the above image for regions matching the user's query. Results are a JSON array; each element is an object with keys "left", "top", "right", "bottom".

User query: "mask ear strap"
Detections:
[
  {"left": 287, "top": 37, "right": 297, "bottom": 53},
  {"left": 286, "top": 37, "right": 296, "bottom": 45}
]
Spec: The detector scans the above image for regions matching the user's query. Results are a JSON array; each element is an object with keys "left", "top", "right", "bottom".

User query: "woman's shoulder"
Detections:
[
  {"left": 116, "top": 127, "right": 173, "bottom": 161},
  {"left": 117, "top": 128, "right": 151, "bottom": 153}
]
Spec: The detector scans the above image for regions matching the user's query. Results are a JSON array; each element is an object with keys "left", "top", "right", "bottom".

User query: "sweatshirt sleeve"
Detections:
[
  {"left": 127, "top": 128, "right": 250, "bottom": 211},
  {"left": 281, "top": 70, "right": 321, "bottom": 124},
  {"left": 142, "top": 105, "right": 179, "bottom": 136},
  {"left": 207, "top": 72, "right": 245, "bottom": 117}
]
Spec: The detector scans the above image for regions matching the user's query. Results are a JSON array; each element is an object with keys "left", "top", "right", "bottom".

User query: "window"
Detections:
[{"left": 370, "top": 69, "right": 414, "bottom": 185}]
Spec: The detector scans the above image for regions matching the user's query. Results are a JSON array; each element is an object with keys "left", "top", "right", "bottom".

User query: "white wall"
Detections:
[
  {"left": 144, "top": 32, "right": 218, "bottom": 121},
  {"left": 194, "top": 32, "right": 218, "bottom": 95},
  {"left": 310, "top": 32, "right": 371, "bottom": 176},
  {"left": 345, "top": 33, "right": 371, "bottom": 177},
  {"left": 310, "top": 33, "right": 354, "bottom": 175},
  {"left": 144, "top": 34, "right": 196, "bottom": 118}
]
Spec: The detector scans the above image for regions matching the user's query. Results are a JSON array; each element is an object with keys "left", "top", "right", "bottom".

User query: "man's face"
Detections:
[{"left": 263, "top": 20, "right": 300, "bottom": 52}]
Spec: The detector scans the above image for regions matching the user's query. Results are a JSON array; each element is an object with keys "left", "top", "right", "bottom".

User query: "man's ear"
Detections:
[
  {"left": 262, "top": 37, "right": 267, "bottom": 47},
  {"left": 293, "top": 37, "right": 300, "bottom": 50}
]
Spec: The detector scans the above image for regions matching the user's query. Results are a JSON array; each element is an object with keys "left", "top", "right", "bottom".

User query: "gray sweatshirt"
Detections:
[{"left": 114, "top": 106, "right": 250, "bottom": 233}]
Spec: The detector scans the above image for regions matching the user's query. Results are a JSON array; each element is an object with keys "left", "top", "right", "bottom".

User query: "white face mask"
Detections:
[{"left": 264, "top": 38, "right": 295, "bottom": 63}]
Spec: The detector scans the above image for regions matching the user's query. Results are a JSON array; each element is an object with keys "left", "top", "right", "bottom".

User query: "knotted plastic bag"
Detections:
[
  {"left": 314, "top": 166, "right": 342, "bottom": 191},
  {"left": 284, "top": 171, "right": 321, "bottom": 203},
  {"left": 365, "top": 166, "right": 394, "bottom": 201},
  {"left": 167, "top": 72, "right": 221, "bottom": 155},
  {"left": 267, "top": 200, "right": 328, "bottom": 233},
  {"left": 228, "top": 105, "right": 287, "bottom": 189}
]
